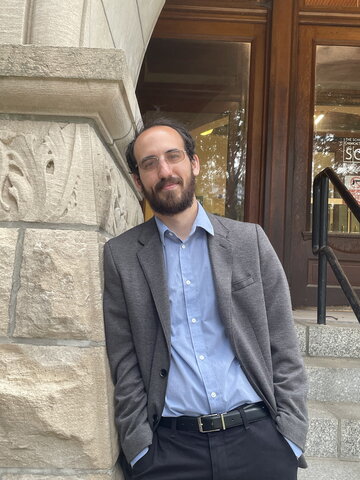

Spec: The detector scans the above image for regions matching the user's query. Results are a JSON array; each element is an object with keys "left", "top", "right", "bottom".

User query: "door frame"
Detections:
[{"left": 289, "top": 22, "right": 360, "bottom": 306}]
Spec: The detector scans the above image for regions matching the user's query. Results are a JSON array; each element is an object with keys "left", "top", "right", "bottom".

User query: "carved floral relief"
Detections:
[
  {"left": 0, "top": 121, "right": 142, "bottom": 234},
  {"left": 90, "top": 130, "right": 143, "bottom": 236},
  {"left": 0, "top": 123, "right": 85, "bottom": 222}
]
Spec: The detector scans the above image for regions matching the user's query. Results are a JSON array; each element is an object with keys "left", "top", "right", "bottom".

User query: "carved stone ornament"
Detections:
[
  {"left": 0, "top": 120, "right": 143, "bottom": 234},
  {"left": 90, "top": 129, "right": 143, "bottom": 236},
  {"left": 0, "top": 123, "right": 84, "bottom": 222}
]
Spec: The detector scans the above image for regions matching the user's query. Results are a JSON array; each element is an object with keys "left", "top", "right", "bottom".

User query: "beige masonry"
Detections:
[
  {"left": 0, "top": 229, "right": 18, "bottom": 337},
  {"left": 15, "top": 230, "right": 104, "bottom": 340},
  {"left": 0, "top": 343, "right": 116, "bottom": 468},
  {"left": 0, "top": 0, "right": 165, "bottom": 478}
]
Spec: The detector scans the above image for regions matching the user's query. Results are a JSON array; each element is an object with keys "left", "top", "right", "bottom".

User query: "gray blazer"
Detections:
[{"left": 103, "top": 214, "right": 308, "bottom": 465}]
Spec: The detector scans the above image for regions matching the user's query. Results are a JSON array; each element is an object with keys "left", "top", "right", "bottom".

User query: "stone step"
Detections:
[
  {"left": 294, "top": 311, "right": 360, "bottom": 478},
  {"left": 306, "top": 401, "right": 360, "bottom": 459},
  {"left": 298, "top": 458, "right": 360, "bottom": 480},
  {"left": 305, "top": 357, "right": 360, "bottom": 403},
  {"left": 294, "top": 312, "right": 360, "bottom": 359},
  {"left": 293, "top": 309, "right": 358, "bottom": 324}
]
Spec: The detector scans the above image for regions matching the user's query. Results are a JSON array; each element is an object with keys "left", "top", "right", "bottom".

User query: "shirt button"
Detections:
[
  {"left": 181, "top": 244, "right": 186, "bottom": 249},
  {"left": 191, "top": 318, "right": 197, "bottom": 323},
  {"left": 211, "top": 392, "right": 217, "bottom": 398},
  {"left": 199, "top": 355, "right": 205, "bottom": 360},
  {"left": 185, "top": 280, "right": 191, "bottom": 285}
]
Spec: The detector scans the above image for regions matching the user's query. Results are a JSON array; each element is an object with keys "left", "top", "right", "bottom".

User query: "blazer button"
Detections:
[
  {"left": 160, "top": 369, "right": 168, "bottom": 378},
  {"left": 153, "top": 414, "right": 159, "bottom": 423}
]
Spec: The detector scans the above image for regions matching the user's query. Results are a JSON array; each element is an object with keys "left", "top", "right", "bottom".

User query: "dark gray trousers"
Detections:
[{"left": 120, "top": 416, "right": 298, "bottom": 480}]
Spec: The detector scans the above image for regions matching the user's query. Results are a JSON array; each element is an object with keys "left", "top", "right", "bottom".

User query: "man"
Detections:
[{"left": 103, "top": 119, "right": 308, "bottom": 480}]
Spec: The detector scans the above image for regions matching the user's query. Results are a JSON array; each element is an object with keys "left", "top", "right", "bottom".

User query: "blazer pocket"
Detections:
[{"left": 231, "top": 275, "right": 255, "bottom": 291}]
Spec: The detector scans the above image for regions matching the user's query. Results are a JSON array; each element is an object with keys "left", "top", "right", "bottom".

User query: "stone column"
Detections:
[
  {"left": 0, "top": 0, "right": 166, "bottom": 476},
  {"left": 0, "top": 45, "right": 143, "bottom": 479}
]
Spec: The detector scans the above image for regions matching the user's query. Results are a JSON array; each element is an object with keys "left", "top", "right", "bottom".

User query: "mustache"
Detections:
[{"left": 155, "top": 176, "right": 183, "bottom": 192}]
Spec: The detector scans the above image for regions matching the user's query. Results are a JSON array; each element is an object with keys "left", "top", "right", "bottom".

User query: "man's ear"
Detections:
[
  {"left": 133, "top": 173, "right": 143, "bottom": 192},
  {"left": 191, "top": 154, "right": 200, "bottom": 177}
]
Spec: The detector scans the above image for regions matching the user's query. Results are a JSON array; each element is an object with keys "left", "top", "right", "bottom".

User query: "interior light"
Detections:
[
  {"left": 200, "top": 129, "right": 213, "bottom": 136},
  {"left": 314, "top": 114, "right": 325, "bottom": 125}
]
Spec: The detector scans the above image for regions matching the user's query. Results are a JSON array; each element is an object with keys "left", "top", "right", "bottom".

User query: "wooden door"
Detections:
[{"left": 289, "top": 24, "right": 360, "bottom": 307}]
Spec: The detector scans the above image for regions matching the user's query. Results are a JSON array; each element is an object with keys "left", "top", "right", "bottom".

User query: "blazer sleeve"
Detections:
[
  {"left": 103, "top": 240, "right": 153, "bottom": 463},
  {"left": 256, "top": 225, "right": 308, "bottom": 451}
]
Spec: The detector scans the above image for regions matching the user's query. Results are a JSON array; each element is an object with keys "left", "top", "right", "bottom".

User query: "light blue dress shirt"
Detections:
[
  {"left": 131, "top": 204, "right": 301, "bottom": 467},
  {"left": 157, "top": 204, "right": 262, "bottom": 416}
]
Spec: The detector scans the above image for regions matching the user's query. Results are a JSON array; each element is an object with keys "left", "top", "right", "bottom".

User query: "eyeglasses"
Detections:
[{"left": 137, "top": 149, "right": 187, "bottom": 172}]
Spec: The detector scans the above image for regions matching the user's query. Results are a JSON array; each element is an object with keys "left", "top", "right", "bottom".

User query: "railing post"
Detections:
[
  {"left": 317, "top": 176, "right": 329, "bottom": 325},
  {"left": 313, "top": 168, "right": 360, "bottom": 325}
]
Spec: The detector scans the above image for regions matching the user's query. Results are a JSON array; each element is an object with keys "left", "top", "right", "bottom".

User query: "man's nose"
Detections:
[{"left": 157, "top": 157, "right": 172, "bottom": 177}]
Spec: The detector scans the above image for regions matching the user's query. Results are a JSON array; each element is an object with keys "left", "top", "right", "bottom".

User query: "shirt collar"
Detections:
[{"left": 155, "top": 202, "right": 214, "bottom": 245}]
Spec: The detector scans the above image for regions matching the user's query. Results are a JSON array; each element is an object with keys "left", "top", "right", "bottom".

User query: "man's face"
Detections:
[{"left": 133, "top": 126, "right": 200, "bottom": 216}]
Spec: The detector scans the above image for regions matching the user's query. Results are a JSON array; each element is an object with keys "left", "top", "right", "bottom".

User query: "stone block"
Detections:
[
  {"left": 305, "top": 357, "right": 360, "bottom": 403},
  {"left": 0, "top": 44, "right": 129, "bottom": 81},
  {"left": 102, "top": 0, "right": 145, "bottom": 82},
  {"left": 295, "top": 321, "right": 307, "bottom": 355},
  {"left": 320, "top": 403, "right": 360, "bottom": 460},
  {"left": 0, "top": 228, "right": 18, "bottom": 336},
  {"left": 306, "top": 403, "right": 338, "bottom": 457},
  {"left": 0, "top": 120, "right": 97, "bottom": 225},
  {"left": 14, "top": 229, "right": 104, "bottom": 341},
  {"left": 0, "top": 343, "right": 118, "bottom": 468},
  {"left": 0, "top": 0, "right": 27, "bottom": 44},
  {"left": 309, "top": 324, "right": 360, "bottom": 358},
  {"left": 0, "top": 45, "right": 142, "bottom": 177},
  {"left": 83, "top": 0, "right": 114, "bottom": 49},
  {"left": 341, "top": 418, "right": 360, "bottom": 459},
  {"left": 298, "top": 458, "right": 360, "bottom": 480},
  {"left": 332, "top": 403, "right": 360, "bottom": 460},
  {"left": 90, "top": 129, "right": 143, "bottom": 236},
  {"left": 29, "top": 0, "right": 84, "bottom": 46}
]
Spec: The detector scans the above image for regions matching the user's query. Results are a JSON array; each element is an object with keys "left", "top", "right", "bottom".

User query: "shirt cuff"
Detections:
[
  {"left": 284, "top": 436, "right": 302, "bottom": 458},
  {"left": 130, "top": 447, "right": 149, "bottom": 468}
]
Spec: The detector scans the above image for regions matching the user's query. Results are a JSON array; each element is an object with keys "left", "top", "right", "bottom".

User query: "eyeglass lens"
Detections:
[{"left": 140, "top": 149, "right": 186, "bottom": 171}]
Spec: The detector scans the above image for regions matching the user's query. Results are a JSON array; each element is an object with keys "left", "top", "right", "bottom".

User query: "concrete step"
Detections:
[
  {"left": 298, "top": 458, "right": 360, "bottom": 480},
  {"left": 294, "top": 311, "right": 360, "bottom": 359},
  {"left": 305, "top": 357, "right": 360, "bottom": 403},
  {"left": 294, "top": 310, "right": 360, "bottom": 478},
  {"left": 306, "top": 401, "right": 360, "bottom": 459}
]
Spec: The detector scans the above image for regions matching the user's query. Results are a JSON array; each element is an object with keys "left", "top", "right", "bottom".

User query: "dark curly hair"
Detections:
[{"left": 125, "top": 117, "right": 196, "bottom": 174}]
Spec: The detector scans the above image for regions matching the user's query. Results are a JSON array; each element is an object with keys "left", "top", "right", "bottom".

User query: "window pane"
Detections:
[
  {"left": 137, "top": 38, "right": 250, "bottom": 220},
  {"left": 312, "top": 45, "right": 360, "bottom": 233}
]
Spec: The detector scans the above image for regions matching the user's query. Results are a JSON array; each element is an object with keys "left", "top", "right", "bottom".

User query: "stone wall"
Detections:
[
  {"left": 0, "top": 0, "right": 165, "bottom": 477},
  {"left": 0, "top": 117, "right": 142, "bottom": 479}
]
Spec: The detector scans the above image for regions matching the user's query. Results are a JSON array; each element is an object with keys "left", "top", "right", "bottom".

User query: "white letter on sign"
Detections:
[{"left": 346, "top": 146, "right": 353, "bottom": 161}]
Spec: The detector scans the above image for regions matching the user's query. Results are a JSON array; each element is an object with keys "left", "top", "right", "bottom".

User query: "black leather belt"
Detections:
[{"left": 159, "top": 402, "right": 269, "bottom": 433}]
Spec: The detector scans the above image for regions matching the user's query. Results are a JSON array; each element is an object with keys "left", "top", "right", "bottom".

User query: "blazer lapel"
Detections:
[
  {"left": 208, "top": 214, "right": 233, "bottom": 332},
  {"left": 137, "top": 218, "right": 171, "bottom": 350}
]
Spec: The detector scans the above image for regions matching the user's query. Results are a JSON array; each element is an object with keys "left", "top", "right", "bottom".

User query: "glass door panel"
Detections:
[
  {"left": 312, "top": 45, "right": 360, "bottom": 233},
  {"left": 137, "top": 38, "right": 250, "bottom": 221}
]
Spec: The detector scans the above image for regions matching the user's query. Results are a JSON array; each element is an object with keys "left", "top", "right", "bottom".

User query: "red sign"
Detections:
[{"left": 345, "top": 175, "right": 360, "bottom": 205}]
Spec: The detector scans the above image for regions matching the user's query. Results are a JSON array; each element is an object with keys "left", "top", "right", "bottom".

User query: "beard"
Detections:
[{"left": 140, "top": 171, "right": 196, "bottom": 216}]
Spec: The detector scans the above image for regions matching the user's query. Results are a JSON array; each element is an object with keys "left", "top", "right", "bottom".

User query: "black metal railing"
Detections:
[{"left": 312, "top": 167, "right": 360, "bottom": 324}]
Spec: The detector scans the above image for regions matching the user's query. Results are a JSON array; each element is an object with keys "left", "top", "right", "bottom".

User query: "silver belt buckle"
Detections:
[{"left": 197, "top": 413, "right": 226, "bottom": 433}]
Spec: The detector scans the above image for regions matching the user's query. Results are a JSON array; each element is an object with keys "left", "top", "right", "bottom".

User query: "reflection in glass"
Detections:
[
  {"left": 312, "top": 45, "right": 360, "bottom": 233},
  {"left": 137, "top": 38, "right": 250, "bottom": 220}
]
